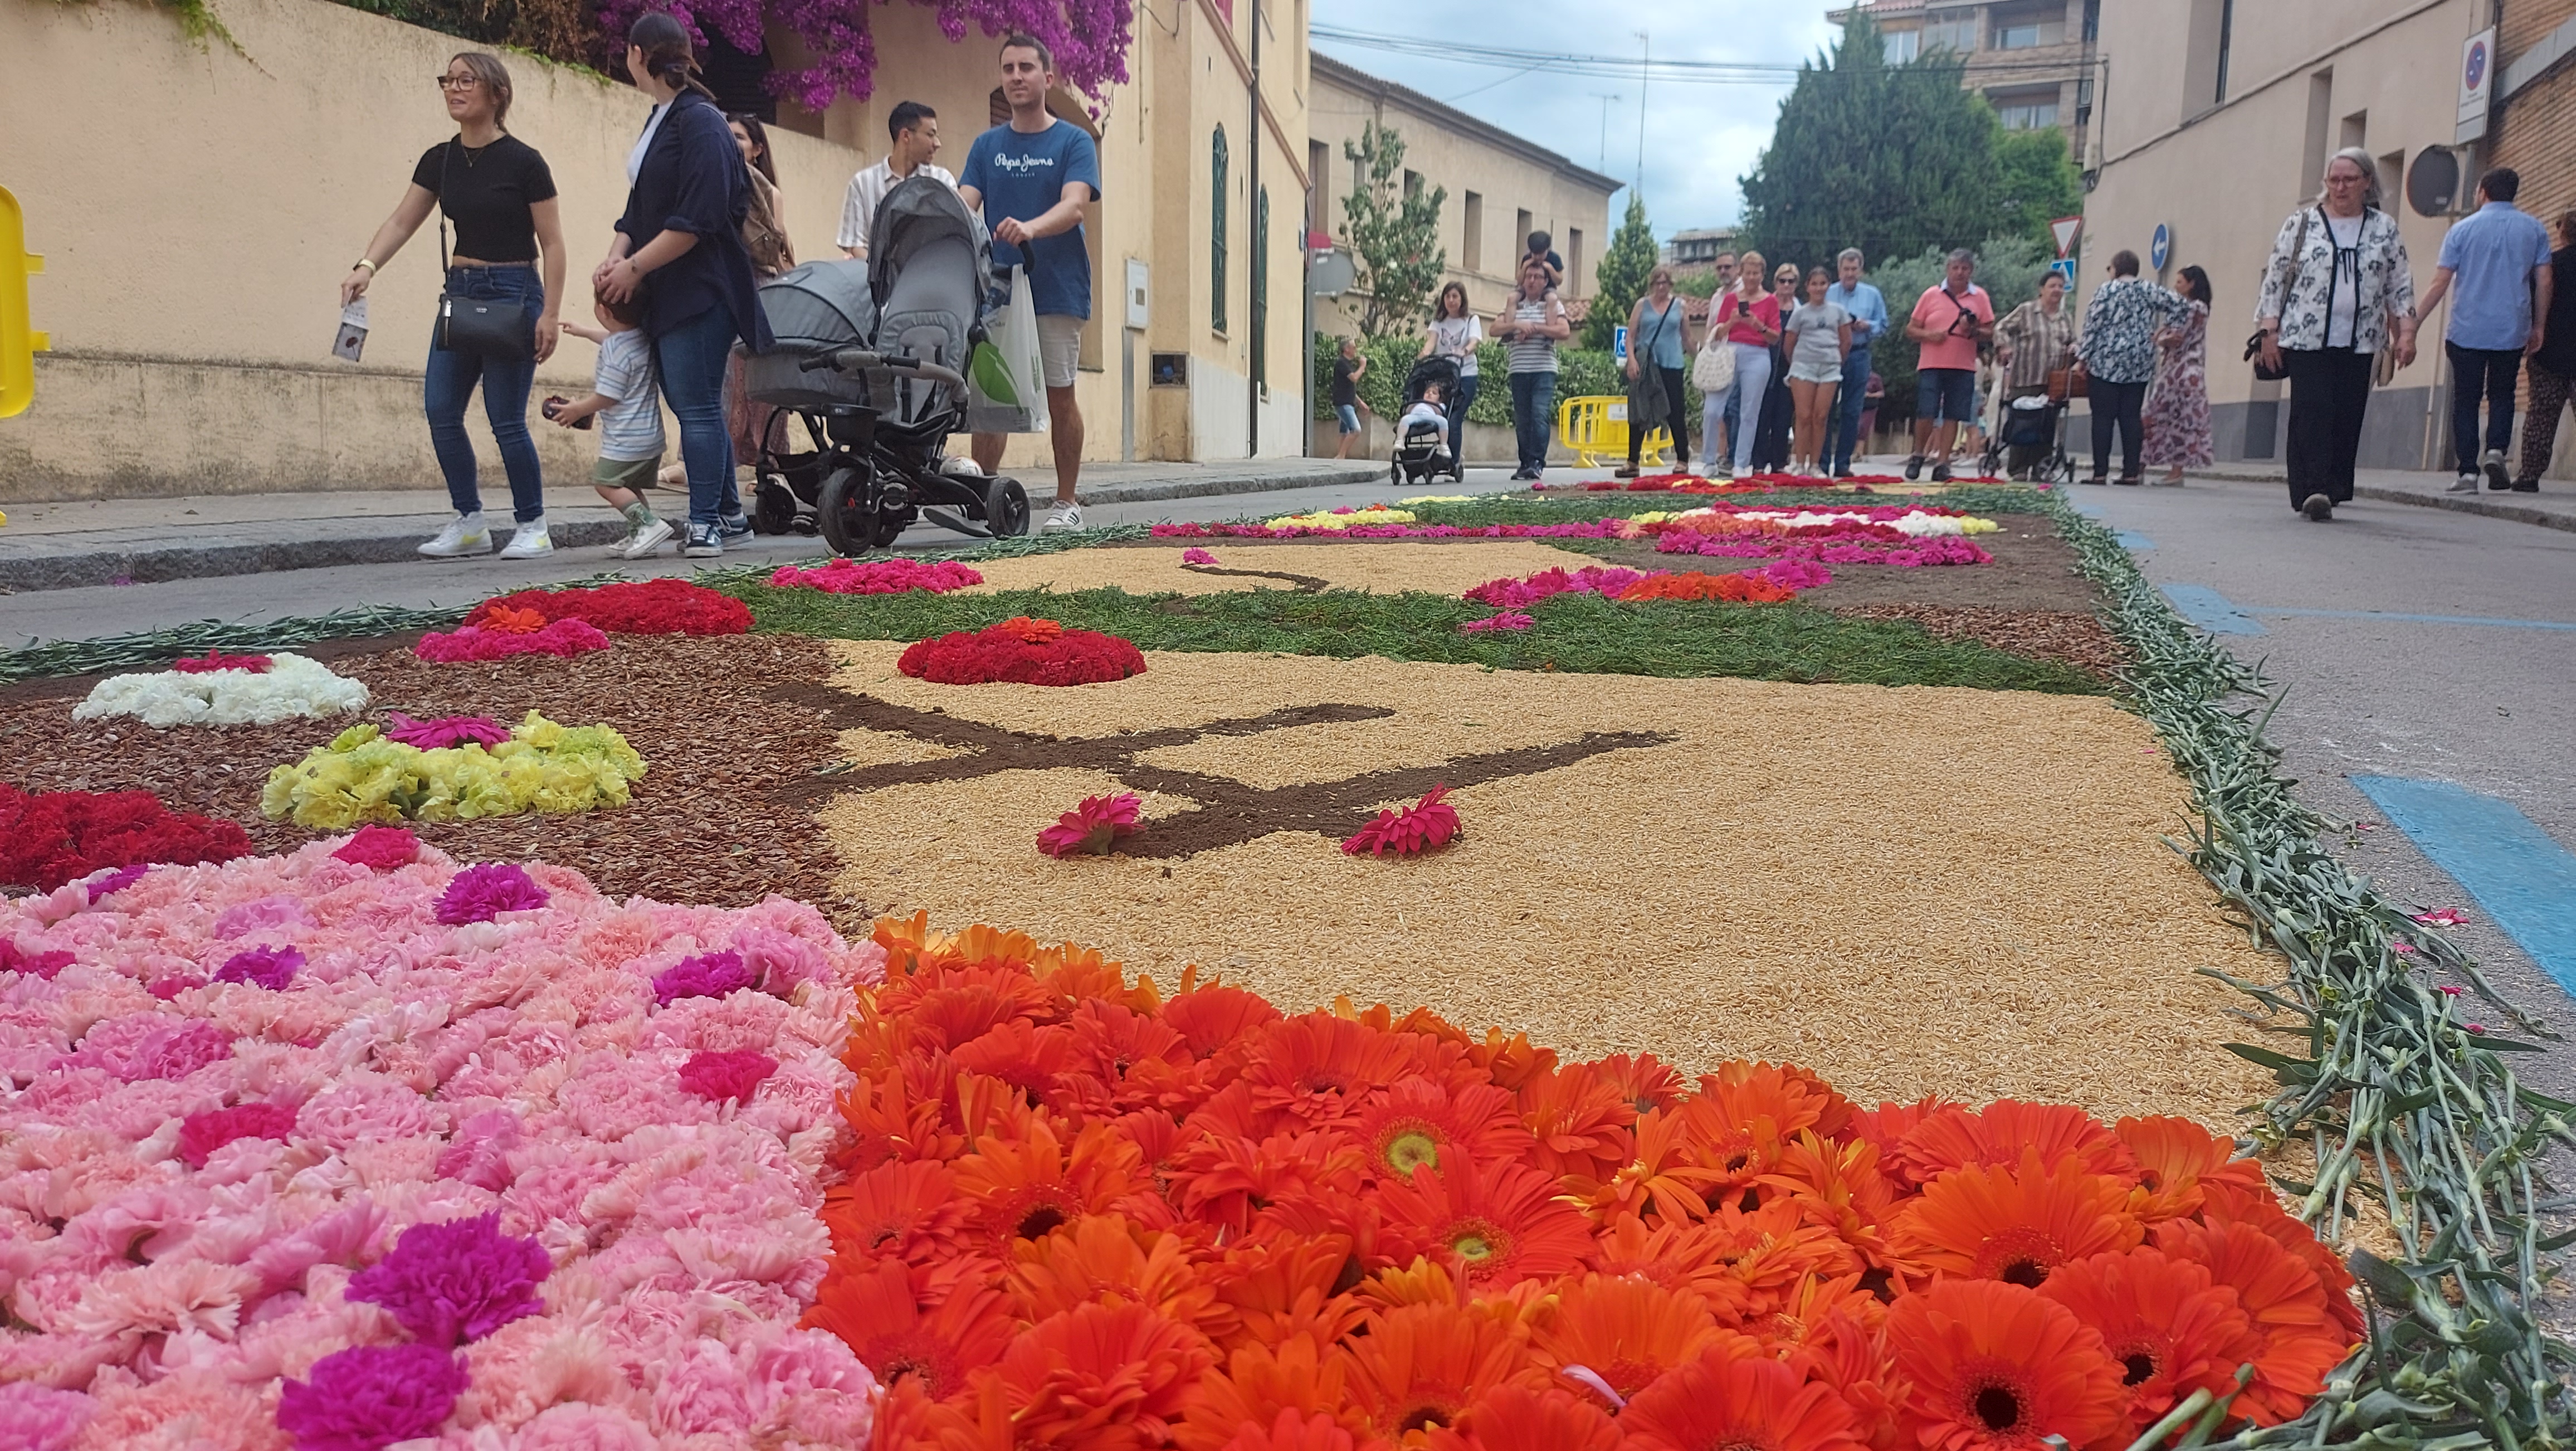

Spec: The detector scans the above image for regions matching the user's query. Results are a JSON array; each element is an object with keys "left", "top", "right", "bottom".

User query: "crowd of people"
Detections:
[{"left": 342, "top": 26, "right": 1098, "bottom": 561}]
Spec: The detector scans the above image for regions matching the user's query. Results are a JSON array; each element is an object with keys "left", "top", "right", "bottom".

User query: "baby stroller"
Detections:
[
  {"left": 1984, "top": 391, "right": 2076, "bottom": 485},
  {"left": 1392, "top": 354, "right": 1463, "bottom": 486},
  {"left": 741, "top": 176, "right": 1030, "bottom": 553}
]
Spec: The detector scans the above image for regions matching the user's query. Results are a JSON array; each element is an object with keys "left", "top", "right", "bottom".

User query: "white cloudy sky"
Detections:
[{"left": 1307, "top": 0, "right": 1844, "bottom": 237}]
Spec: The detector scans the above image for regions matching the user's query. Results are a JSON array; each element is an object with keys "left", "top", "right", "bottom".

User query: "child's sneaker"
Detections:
[
  {"left": 418, "top": 513, "right": 490, "bottom": 558},
  {"left": 620, "top": 518, "right": 675, "bottom": 559}
]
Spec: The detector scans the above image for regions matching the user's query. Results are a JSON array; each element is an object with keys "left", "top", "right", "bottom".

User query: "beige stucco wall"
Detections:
[{"left": 0, "top": 0, "right": 1308, "bottom": 501}]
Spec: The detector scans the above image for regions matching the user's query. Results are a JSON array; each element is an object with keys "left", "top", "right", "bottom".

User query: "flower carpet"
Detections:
[{"left": 0, "top": 483, "right": 2555, "bottom": 1449}]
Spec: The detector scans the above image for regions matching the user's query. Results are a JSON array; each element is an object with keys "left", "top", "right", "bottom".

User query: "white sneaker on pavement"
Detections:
[
  {"left": 1040, "top": 503, "right": 1084, "bottom": 533},
  {"left": 619, "top": 518, "right": 676, "bottom": 560},
  {"left": 497, "top": 515, "right": 554, "bottom": 561},
  {"left": 418, "top": 513, "right": 490, "bottom": 558}
]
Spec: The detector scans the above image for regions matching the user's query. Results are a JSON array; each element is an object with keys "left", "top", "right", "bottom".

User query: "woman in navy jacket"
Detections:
[{"left": 595, "top": 12, "right": 775, "bottom": 558}]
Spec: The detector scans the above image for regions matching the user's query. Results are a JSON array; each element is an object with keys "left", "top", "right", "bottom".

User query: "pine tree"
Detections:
[
  {"left": 1583, "top": 194, "right": 1660, "bottom": 350},
  {"left": 1338, "top": 122, "right": 1449, "bottom": 338},
  {"left": 1738, "top": 13, "right": 2003, "bottom": 276}
]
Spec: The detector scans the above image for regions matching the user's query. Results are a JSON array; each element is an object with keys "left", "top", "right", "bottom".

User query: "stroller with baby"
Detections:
[
  {"left": 741, "top": 176, "right": 1031, "bottom": 553},
  {"left": 1391, "top": 354, "right": 1464, "bottom": 486}
]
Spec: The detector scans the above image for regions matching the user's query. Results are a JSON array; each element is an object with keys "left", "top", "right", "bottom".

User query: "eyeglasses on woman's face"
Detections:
[{"left": 436, "top": 73, "right": 481, "bottom": 90}]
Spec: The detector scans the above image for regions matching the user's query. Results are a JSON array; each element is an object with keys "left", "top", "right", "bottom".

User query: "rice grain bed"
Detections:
[
  {"left": 959, "top": 542, "right": 1598, "bottom": 598},
  {"left": 813, "top": 640, "right": 2276, "bottom": 1123}
]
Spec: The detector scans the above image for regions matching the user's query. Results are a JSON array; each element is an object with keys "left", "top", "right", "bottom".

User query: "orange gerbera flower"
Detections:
[
  {"left": 892, "top": 969, "right": 1051, "bottom": 1052},
  {"left": 1341, "top": 1302, "right": 1548, "bottom": 1445},
  {"left": 1847, "top": 1098, "right": 1959, "bottom": 1192},
  {"left": 1205, "top": 1234, "right": 1365, "bottom": 1348},
  {"left": 1588, "top": 1212, "right": 1756, "bottom": 1322},
  {"left": 1679, "top": 1064, "right": 1839, "bottom": 1199},
  {"left": 1353, "top": 1079, "right": 1536, "bottom": 1185},
  {"left": 1161, "top": 981, "right": 1285, "bottom": 1060},
  {"left": 1564, "top": 1107, "right": 1726, "bottom": 1225},
  {"left": 1529, "top": 1272, "right": 1724, "bottom": 1405},
  {"left": 1700, "top": 1196, "right": 1869, "bottom": 1322},
  {"left": 1891, "top": 1152, "right": 2143, "bottom": 1288},
  {"left": 2112, "top": 1116, "right": 2269, "bottom": 1224},
  {"left": 1433, "top": 1386, "right": 1623, "bottom": 1451},
  {"left": 2152, "top": 1219, "right": 2355, "bottom": 1424},
  {"left": 1760, "top": 1130, "right": 1901, "bottom": 1250},
  {"left": 1178, "top": 1334, "right": 1358, "bottom": 1450},
  {"left": 819, "top": 1158, "right": 972, "bottom": 1265},
  {"left": 1217, "top": 1409, "right": 1361, "bottom": 1451},
  {"left": 1008, "top": 1214, "right": 1219, "bottom": 1332},
  {"left": 992, "top": 1301, "right": 1215, "bottom": 1448},
  {"left": 1466, "top": 1029, "right": 1559, "bottom": 1093},
  {"left": 953, "top": 1119, "right": 1145, "bottom": 1254},
  {"left": 836, "top": 1067, "right": 966, "bottom": 1170},
  {"left": 1885, "top": 1279, "right": 2127, "bottom": 1451},
  {"left": 803, "top": 1257, "right": 1015, "bottom": 1403},
  {"left": 2038, "top": 1246, "right": 2263, "bottom": 1434},
  {"left": 1894, "top": 1102, "right": 2142, "bottom": 1189},
  {"left": 1619, "top": 1342, "right": 1871, "bottom": 1451},
  {"left": 1375, "top": 1156, "right": 1597, "bottom": 1288},
  {"left": 1519, "top": 1062, "right": 1638, "bottom": 1181},
  {"left": 1594, "top": 1051, "right": 1691, "bottom": 1115},
  {"left": 2192, "top": 1180, "right": 2364, "bottom": 1338},
  {"left": 1172, "top": 1129, "right": 1366, "bottom": 1239},
  {"left": 1358, "top": 1256, "right": 1466, "bottom": 1313},
  {"left": 950, "top": 1019, "right": 1081, "bottom": 1106},
  {"left": 1245, "top": 1013, "right": 1472, "bottom": 1128}
]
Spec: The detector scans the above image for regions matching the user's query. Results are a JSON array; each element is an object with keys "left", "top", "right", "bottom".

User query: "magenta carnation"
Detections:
[
  {"left": 652, "top": 950, "right": 760, "bottom": 1007},
  {"left": 1460, "top": 611, "right": 1535, "bottom": 634},
  {"left": 1180, "top": 547, "right": 1218, "bottom": 565},
  {"left": 1036, "top": 792, "right": 1143, "bottom": 859},
  {"left": 435, "top": 863, "right": 549, "bottom": 924},
  {"left": 679, "top": 1049, "right": 780, "bottom": 1102},
  {"left": 84, "top": 864, "right": 148, "bottom": 901},
  {"left": 413, "top": 617, "right": 613, "bottom": 663},
  {"left": 332, "top": 826, "right": 421, "bottom": 871},
  {"left": 277, "top": 1343, "right": 469, "bottom": 1451},
  {"left": 177, "top": 1101, "right": 299, "bottom": 1168},
  {"left": 1342, "top": 786, "right": 1462, "bottom": 859},
  {"left": 386, "top": 713, "right": 511, "bottom": 749},
  {"left": 767, "top": 557, "right": 984, "bottom": 595},
  {"left": 212, "top": 944, "right": 303, "bottom": 990},
  {"left": 347, "top": 1211, "right": 551, "bottom": 1347},
  {"left": 0, "top": 939, "right": 75, "bottom": 980}
]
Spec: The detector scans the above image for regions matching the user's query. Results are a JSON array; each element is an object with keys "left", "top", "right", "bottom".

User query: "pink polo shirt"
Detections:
[
  {"left": 1722, "top": 290, "right": 1780, "bottom": 347},
  {"left": 1910, "top": 283, "right": 1993, "bottom": 372}
]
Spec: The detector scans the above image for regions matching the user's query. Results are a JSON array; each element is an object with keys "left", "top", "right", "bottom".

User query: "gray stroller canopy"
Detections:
[
  {"left": 757, "top": 257, "right": 878, "bottom": 353},
  {"left": 867, "top": 176, "right": 993, "bottom": 324}
]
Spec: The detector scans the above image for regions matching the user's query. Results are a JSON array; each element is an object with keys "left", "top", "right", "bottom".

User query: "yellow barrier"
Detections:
[
  {"left": 0, "top": 184, "right": 47, "bottom": 420},
  {"left": 1557, "top": 395, "right": 1670, "bottom": 469}
]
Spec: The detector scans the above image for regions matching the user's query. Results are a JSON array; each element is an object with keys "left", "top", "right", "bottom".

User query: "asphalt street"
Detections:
[{"left": 2084, "top": 476, "right": 2576, "bottom": 1098}]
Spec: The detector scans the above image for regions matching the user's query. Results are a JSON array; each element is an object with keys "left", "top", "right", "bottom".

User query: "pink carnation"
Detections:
[
  {"left": 436, "top": 863, "right": 549, "bottom": 924},
  {"left": 680, "top": 1049, "right": 779, "bottom": 1102},
  {"left": 413, "top": 617, "right": 614, "bottom": 662},
  {"left": 212, "top": 944, "right": 302, "bottom": 990},
  {"left": 1037, "top": 792, "right": 1143, "bottom": 859},
  {"left": 332, "top": 825, "right": 421, "bottom": 871},
  {"left": 0, "top": 1384, "right": 94, "bottom": 1451},
  {"left": 386, "top": 713, "right": 511, "bottom": 749},
  {"left": 652, "top": 950, "right": 759, "bottom": 1006},
  {"left": 277, "top": 1343, "right": 469, "bottom": 1451},
  {"left": 1343, "top": 786, "right": 1462, "bottom": 858},
  {"left": 1749, "top": 558, "right": 1833, "bottom": 590},
  {"left": 1, "top": 938, "right": 74, "bottom": 980},
  {"left": 1180, "top": 548, "right": 1218, "bottom": 565},
  {"left": 177, "top": 1101, "right": 299, "bottom": 1168},
  {"left": 433, "top": 1109, "right": 525, "bottom": 1191},
  {"left": 346, "top": 1211, "right": 551, "bottom": 1346}
]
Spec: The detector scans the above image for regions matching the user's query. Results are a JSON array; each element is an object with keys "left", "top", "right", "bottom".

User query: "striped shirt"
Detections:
[
  {"left": 1505, "top": 295, "right": 1564, "bottom": 374},
  {"left": 592, "top": 329, "right": 664, "bottom": 462},
  {"left": 836, "top": 159, "right": 959, "bottom": 255}
]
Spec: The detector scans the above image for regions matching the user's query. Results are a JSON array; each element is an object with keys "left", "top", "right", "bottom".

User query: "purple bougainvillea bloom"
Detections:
[
  {"left": 277, "top": 1343, "right": 469, "bottom": 1451},
  {"left": 435, "top": 864, "right": 549, "bottom": 926},
  {"left": 652, "top": 950, "right": 759, "bottom": 1007},
  {"left": 679, "top": 1049, "right": 779, "bottom": 1102},
  {"left": 212, "top": 944, "right": 304, "bottom": 990},
  {"left": 346, "top": 1212, "right": 551, "bottom": 1347}
]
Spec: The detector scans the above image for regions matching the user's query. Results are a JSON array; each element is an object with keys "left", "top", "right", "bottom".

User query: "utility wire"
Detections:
[{"left": 1312, "top": 24, "right": 2093, "bottom": 83}]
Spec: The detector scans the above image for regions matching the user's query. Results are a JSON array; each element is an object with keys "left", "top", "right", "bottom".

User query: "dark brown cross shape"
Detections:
[{"left": 770, "top": 683, "right": 1673, "bottom": 858}]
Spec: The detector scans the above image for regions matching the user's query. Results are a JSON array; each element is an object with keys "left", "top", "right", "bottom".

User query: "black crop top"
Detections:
[{"left": 411, "top": 135, "right": 558, "bottom": 264}]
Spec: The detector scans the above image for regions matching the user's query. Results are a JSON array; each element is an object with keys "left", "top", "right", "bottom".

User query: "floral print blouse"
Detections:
[
  {"left": 2076, "top": 279, "right": 2183, "bottom": 384},
  {"left": 2255, "top": 205, "right": 2416, "bottom": 354}
]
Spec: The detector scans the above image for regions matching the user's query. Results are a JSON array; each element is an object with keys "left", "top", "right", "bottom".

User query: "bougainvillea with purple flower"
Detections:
[{"left": 589, "top": 0, "right": 1134, "bottom": 111}]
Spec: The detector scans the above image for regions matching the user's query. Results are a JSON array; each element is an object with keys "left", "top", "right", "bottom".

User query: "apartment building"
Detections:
[{"left": 1824, "top": 0, "right": 2102, "bottom": 157}]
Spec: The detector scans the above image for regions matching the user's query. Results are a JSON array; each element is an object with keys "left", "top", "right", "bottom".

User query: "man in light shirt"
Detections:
[{"left": 837, "top": 101, "right": 954, "bottom": 260}]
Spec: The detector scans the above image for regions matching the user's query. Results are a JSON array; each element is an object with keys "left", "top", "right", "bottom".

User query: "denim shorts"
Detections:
[
  {"left": 1336, "top": 403, "right": 1361, "bottom": 434},
  {"left": 1917, "top": 366, "right": 1978, "bottom": 423}
]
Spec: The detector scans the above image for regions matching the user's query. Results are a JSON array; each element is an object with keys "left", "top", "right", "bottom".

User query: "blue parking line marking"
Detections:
[
  {"left": 2070, "top": 500, "right": 2105, "bottom": 517},
  {"left": 2253, "top": 606, "right": 2576, "bottom": 631},
  {"left": 2115, "top": 530, "right": 2155, "bottom": 550},
  {"left": 2160, "top": 583, "right": 2267, "bottom": 635},
  {"left": 2351, "top": 777, "right": 2576, "bottom": 996}
]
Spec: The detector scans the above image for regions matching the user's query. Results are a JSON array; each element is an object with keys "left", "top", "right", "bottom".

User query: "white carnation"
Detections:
[{"left": 72, "top": 653, "right": 371, "bottom": 729}]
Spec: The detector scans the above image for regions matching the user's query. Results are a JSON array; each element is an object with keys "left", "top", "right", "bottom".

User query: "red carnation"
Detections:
[
  {"left": 169, "top": 650, "right": 274, "bottom": 674},
  {"left": 897, "top": 622, "right": 1148, "bottom": 686},
  {"left": 1341, "top": 786, "right": 1461, "bottom": 859},
  {"left": 465, "top": 577, "right": 751, "bottom": 636},
  {"left": 0, "top": 783, "right": 254, "bottom": 893},
  {"left": 1037, "top": 793, "right": 1144, "bottom": 858},
  {"left": 679, "top": 1049, "right": 780, "bottom": 1102},
  {"left": 332, "top": 826, "right": 422, "bottom": 871}
]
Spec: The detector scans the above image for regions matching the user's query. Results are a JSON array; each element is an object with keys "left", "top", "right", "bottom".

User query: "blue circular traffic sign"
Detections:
[{"left": 2150, "top": 222, "right": 2173, "bottom": 273}]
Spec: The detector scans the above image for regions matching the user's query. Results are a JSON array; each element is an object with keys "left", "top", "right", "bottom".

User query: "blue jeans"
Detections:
[
  {"left": 654, "top": 306, "right": 743, "bottom": 526},
  {"left": 1450, "top": 373, "right": 1479, "bottom": 464},
  {"left": 1823, "top": 346, "right": 1871, "bottom": 474},
  {"left": 1508, "top": 371, "right": 1555, "bottom": 474},
  {"left": 423, "top": 265, "right": 545, "bottom": 523},
  {"left": 2447, "top": 342, "right": 2523, "bottom": 474}
]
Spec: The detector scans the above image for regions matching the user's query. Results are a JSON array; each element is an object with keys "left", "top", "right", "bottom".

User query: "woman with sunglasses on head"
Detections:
[{"left": 341, "top": 52, "right": 568, "bottom": 561}]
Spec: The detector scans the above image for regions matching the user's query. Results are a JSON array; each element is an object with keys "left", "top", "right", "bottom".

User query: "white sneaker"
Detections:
[
  {"left": 1040, "top": 503, "right": 1083, "bottom": 533},
  {"left": 619, "top": 517, "right": 675, "bottom": 560},
  {"left": 497, "top": 515, "right": 554, "bottom": 560},
  {"left": 418, "top": 513, "right": 490, "bottom": 558}
]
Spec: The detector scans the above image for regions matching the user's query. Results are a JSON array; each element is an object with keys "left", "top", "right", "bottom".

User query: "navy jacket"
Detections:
[{"left": 616, "top": 90, "right": 773, "bottom": 350}]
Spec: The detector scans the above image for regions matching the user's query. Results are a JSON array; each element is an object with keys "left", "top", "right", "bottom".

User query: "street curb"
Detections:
[
  {"left": 2187, "top": 469, "right": 2575, "bottom": 533},
  {"left": 0, "top": 465, "right": 1391, "bottom": 594}
]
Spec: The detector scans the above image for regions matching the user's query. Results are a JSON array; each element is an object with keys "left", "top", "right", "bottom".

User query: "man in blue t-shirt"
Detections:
[
  {"left": 2415, "top": 165, "right": 2555, "bottom": 492},
  {"left": 959, "top": 33, "right": 1102, "bottom": 532}
]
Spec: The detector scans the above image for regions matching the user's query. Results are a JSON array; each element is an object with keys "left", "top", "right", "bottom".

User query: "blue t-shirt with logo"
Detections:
[{"left": 960, "top": 119, "right": 1102, "bottom": 320}]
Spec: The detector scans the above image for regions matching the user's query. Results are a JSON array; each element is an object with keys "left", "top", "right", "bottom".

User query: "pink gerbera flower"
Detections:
[
  {"left": 386, "top": 713, "right": 510, "bottom": 749},
  {"left": 1037, "top": 793, "right": 1144, "bottom": 858},
  {"left": 1342, "top": 786, "right": 1461, "bottom": 858}
]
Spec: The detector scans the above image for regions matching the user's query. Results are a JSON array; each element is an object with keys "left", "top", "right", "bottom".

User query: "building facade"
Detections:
[
  {"left": 2077, "top": 0, "right": 2559, "bottom": 473},
  {"left": 1307, "top": 53, "right": 1622, "bottom": 329},
  {"left": 1824, "top": 0, "right": 2101, "bottom": 158},
  {"left": 1662, "top": 227, "right": 1739, "bottom": 276}
]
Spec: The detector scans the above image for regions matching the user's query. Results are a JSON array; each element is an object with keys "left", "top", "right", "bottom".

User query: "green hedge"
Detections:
[{"left": 1313, "top": 332, "right": 1701, "bottom": 432}]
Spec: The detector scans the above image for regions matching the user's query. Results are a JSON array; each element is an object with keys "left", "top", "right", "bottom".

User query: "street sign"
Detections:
[
  {"left": 1307, "top": 248, "right": 1357, "bottom": 297},
  {"left": 2050, "top": 215, "right": 2083, "bottom": 258},
  {"left": 2459, "top": 27, "right": 2495, "bottom": 141},
  {"left": 1614, "top": 324, "right": 1629, "bottom": 363},
  {"left": 2048, "top": 259, "right": 2078, "bottom": 290},
  {"left": 2149, "top": 222, "right": 2173, "bottom": 274}
]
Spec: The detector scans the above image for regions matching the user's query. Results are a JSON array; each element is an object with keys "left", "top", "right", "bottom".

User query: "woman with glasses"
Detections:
[{"left": 342, "top": 52, "right": 568, "bottom": 561}]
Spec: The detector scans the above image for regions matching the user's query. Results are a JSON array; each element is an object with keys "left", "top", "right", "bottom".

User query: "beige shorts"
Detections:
[{"left": 1036, "top": 314, "right": 1082, "bottom": 389}]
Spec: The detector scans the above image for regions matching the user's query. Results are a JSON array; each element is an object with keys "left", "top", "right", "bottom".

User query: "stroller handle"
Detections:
[{"left": 802, "top": 347, "right": 968, "bottom": 393}]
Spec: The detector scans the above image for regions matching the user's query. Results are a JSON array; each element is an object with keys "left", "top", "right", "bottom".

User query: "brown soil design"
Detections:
[
  {"left": 0, "top": 636, "right": 855, "bottom": 922},
  {"left": 959, "top": 541, "right": 1592, "bottom": 598},
  {"left": 1180, "top": 562, "right": 1329, "bottom": 592},
  {"left": 1833, "top": 605, "right": 2129, "bottom": 680},
  {"left": 811, "top": 640, "right": 2277, "bottom": 1122},
  {"left": 1571, "top": 527, "right": 2102, "bottom": 613}
]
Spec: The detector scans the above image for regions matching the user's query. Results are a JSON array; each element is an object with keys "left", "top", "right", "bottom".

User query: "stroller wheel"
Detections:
[
  {"left": 817, "top": 466, "right": 880, "bottom": 556},
  {"left": 983, "top": 476, "right": 1031, "bottom": 538},
  {"left": 752, "top": 476, "right": 799, "bottom": 536}
]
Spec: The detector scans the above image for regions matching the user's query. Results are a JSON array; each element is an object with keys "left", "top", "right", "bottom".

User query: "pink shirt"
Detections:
[
  {"left": 1910, "top": 283, "right": 1994, "bottom": 372},
  {"left": 1721, "top": 289, "right": 1781, "bottom": 347}
]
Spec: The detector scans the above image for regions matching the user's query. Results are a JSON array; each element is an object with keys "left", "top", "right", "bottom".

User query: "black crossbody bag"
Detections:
[{"left": 433, "top": 142, "right": 535, "bottom": 362}]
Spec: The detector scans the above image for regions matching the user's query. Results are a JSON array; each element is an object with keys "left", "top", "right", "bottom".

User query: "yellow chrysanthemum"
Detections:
[{"left": 262, "top": 712, "right": 646, "bottom": 827}]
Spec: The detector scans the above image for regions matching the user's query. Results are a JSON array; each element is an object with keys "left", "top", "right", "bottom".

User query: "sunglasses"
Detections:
[{"left": 436, "top": 74, "right": 481, "bottom": 89}]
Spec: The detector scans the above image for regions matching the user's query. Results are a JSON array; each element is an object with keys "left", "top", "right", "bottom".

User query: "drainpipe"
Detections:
[{"left": 1248, "top": 0, "right": 1262, "bottom": 458}]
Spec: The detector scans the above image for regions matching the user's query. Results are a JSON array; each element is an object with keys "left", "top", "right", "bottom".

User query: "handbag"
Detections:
[
  {"left": 431, "top": 143, "right": 534, "bottom": 362},
  {"left": 1691, "top": 319, "right": 1735, "bottom": 392},
  {"left": 2048, "top": 363, "right": 2087, "bottom": 401},
  {"left": 2245, "top": 209, "right": 2314, "bottom": 382}
]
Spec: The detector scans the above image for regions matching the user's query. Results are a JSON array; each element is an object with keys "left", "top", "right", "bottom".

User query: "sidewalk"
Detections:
[
  {"left": 0, "top": 459, "right": 1383, "bottom": 593},
  {"left": 2187, "top": 464, "right": 2576, "bottom": 532}
]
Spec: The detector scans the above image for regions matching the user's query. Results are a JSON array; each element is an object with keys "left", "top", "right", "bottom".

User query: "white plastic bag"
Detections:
[{"left": 966, "top": 266, "right": 1048, "bottom": 435}]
